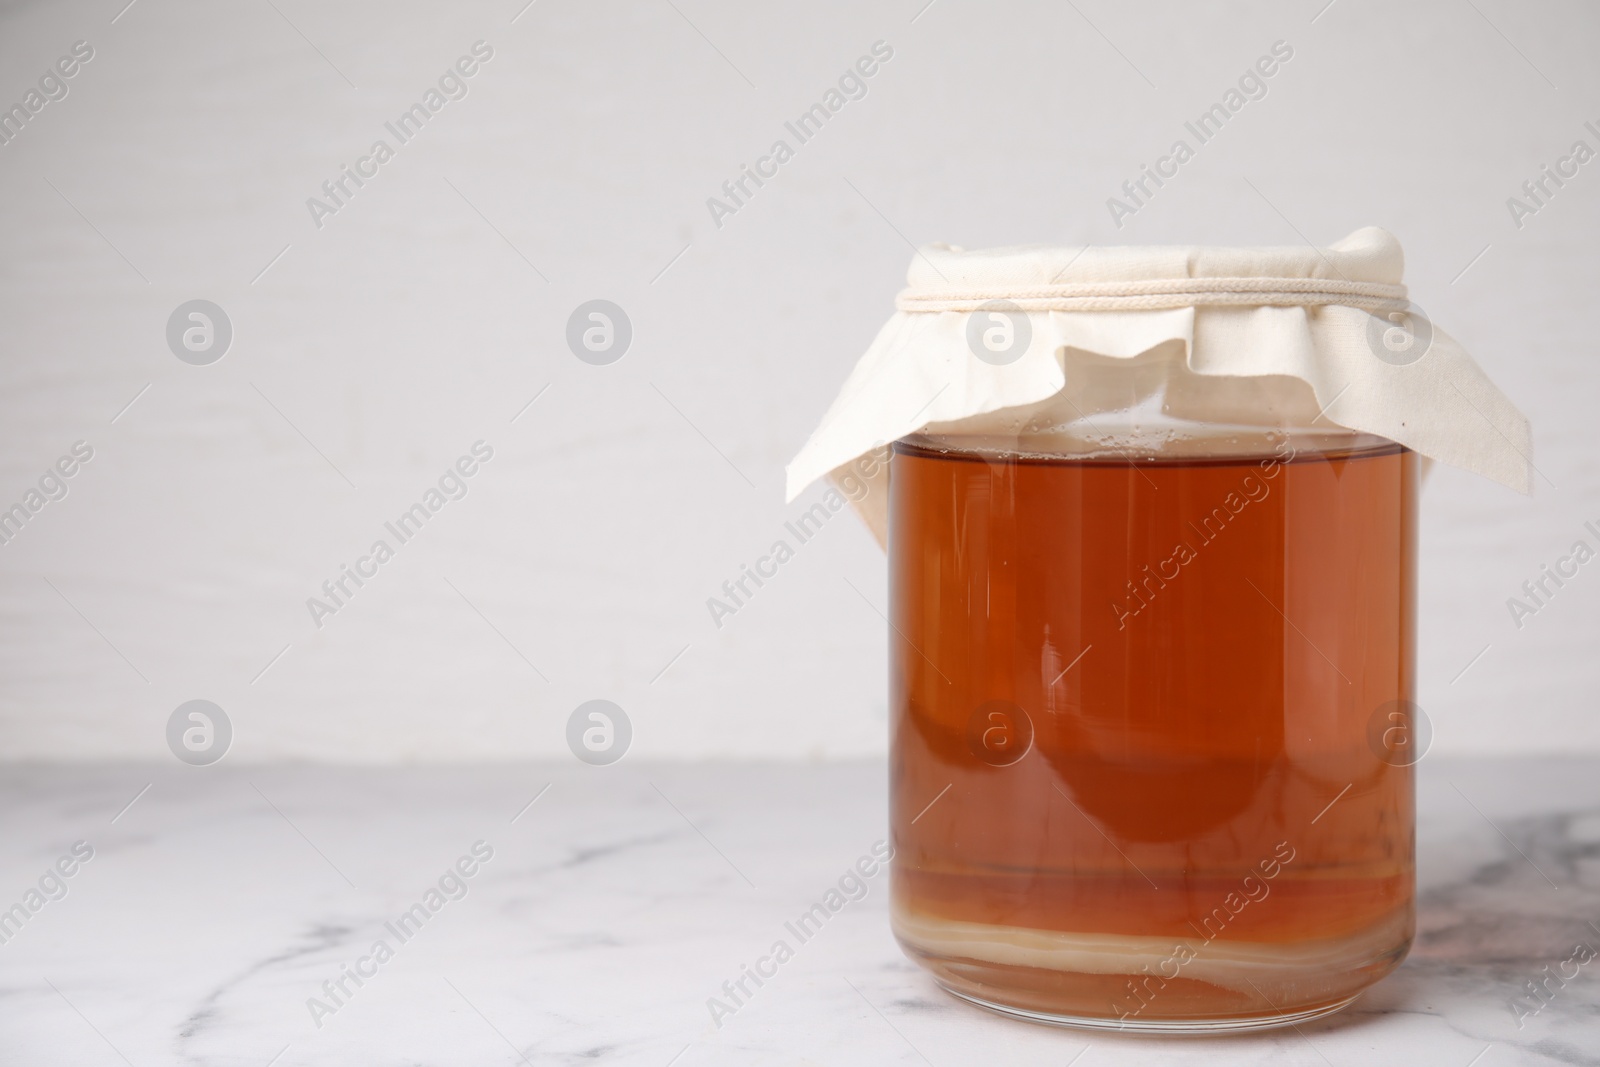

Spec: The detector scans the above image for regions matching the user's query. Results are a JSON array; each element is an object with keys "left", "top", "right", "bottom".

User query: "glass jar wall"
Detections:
[{"left": 886, "top": 366, "right": 1418, "bottom": 1031}]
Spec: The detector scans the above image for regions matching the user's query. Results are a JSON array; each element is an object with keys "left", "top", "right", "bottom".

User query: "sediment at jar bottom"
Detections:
[{"left": 892, "top": 906, "right": 1413, "bottom": 1027}]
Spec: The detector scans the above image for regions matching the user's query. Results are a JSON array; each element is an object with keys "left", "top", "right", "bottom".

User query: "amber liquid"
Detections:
[{"left": 889, "top": 437, "right": 1417, "bottom": 1028}]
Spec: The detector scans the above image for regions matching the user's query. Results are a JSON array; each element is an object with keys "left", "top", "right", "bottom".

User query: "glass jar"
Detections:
[{"left": 886, "top": 348, "right": 1418, "bottom": 1031}]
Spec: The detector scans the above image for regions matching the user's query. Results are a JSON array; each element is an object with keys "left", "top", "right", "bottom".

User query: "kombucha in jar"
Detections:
[{"left": 887, "top": 423, "right": 1418, "bottom": 1031}]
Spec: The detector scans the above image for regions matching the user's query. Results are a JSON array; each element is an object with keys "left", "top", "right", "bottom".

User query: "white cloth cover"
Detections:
[{"left": 785, "top": 228, "right": 1531, "bottom": 546}]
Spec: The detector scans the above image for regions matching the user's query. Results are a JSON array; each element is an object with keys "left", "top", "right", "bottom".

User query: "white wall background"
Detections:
[{"left": 0, "top": 0, "right": 1594, "bottom": 761}]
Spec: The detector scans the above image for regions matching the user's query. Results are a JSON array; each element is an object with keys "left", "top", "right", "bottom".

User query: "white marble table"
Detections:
[{"left": 0, "top": 757, "right": 1595, "bottom": 1066}]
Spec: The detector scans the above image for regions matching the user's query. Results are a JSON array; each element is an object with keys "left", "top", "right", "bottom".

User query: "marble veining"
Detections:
[{"left": 0, "top": 757, "right": 1595, "bottom": 1066}]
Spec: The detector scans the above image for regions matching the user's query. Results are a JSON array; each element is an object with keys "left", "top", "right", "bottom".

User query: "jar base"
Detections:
[
  {"left": 895, "top": 908, "right": 1409, "bottom": 1030},
  {"left": 938, "top": 982, "right": 1363, "bottom": 1034}
]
